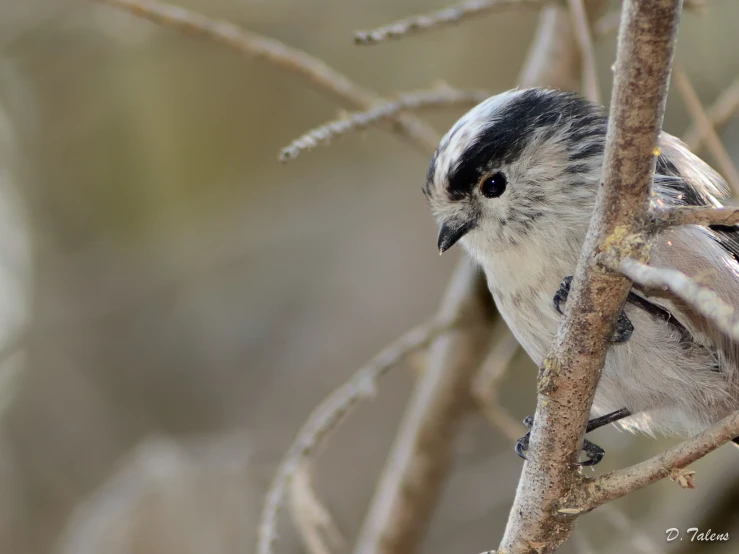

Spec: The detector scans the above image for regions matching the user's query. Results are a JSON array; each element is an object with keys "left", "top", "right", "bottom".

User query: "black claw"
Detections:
[
  {"left": 554, "top": 275, "right": 634, "bottom": 345},
  {"left": 515, "top": 431, "right": 530, "bottom": 460},
  {"left": 515, "top": 416, "right": 534, "bottom": 460},
  {"left": 577, "top": 439, "right": 605, "bottom": 467},
  {"left": 553, "top": 276, "right": 574, "bottom": 315},
  {"left": 611, "top": 311, "right": 634, "bottom": 343},
  {"left": 515, "top": 409, "right": 631, "bottom": 466}
]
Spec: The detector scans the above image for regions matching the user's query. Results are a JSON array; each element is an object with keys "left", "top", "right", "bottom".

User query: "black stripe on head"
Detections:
[{"left": 446, "top": 89, "right": 604, "bottom": 200}]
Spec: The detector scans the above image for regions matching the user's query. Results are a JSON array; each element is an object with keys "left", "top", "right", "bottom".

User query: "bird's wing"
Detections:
[{"left": 635, "top": 132, "right": 739, "bottom": 371}]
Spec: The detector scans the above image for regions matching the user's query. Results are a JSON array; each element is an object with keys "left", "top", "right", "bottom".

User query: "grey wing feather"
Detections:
[{"left": 644, "top": 133, "right": 739, "bottom": 377}]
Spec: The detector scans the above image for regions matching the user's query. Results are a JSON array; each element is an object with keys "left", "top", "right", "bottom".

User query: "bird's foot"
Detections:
[
  {"left": 514, "top": 408, "right": 631, "bottom": 466},
  {"left": 553, "top": 275, "right": 633, "bottom": 343}
]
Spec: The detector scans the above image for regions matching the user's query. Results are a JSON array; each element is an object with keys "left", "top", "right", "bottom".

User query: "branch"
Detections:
[
  {"left": 352, "top": 263, "right": 493, "bottom": 554},
  {"left": 289, "top": 464, "right": 345, "bottom": 554},
  {"left": 353, "top": 5, "right": 583, "bottom": 554},
  {"left": 616, "top": 257, "right": 739, "bottom": 342},
  {"left": 652, "top": 206, "right": 739, "bottom": 228},
  {"left": 684, "top": 75, "right": 739, "bottom": 152},
  {"left": 582, "top": 410, "right": 739, "bottom": 509},
  {"left": 256, "top": 316, "right": 459, "bottom": 554},
  {"left": 471, "top": 320, "right": 523, "bottom": 442},
  {"left": 280, "top": 88, "right": 490, "bottom": 161},
  {"left": 673, "top": 66, "right": 739, "bottom": 195},
  {"left": 498, "top": 1, "right": 682, "bottom": 552},
  {"left": 354, "top": 0, "right": 546, "bottom": 45},
  {"left": 567, "top": 0, "right": 600, "bottom": 103},
  {"left": 102, "top": 0, "right": 439, "bottom": 152}
]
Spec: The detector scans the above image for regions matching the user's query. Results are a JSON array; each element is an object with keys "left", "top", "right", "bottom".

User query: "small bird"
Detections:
[{"left": 424, "top": 88, "right": 739, "bottom": 464}]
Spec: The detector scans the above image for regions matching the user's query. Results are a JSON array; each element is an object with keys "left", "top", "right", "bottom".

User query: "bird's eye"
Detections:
[{"left": 480, "top": 172, "right": 507, "bottom": 198}]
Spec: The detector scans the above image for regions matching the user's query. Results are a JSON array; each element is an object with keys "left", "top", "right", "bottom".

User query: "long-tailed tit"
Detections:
[{"left": 424, "top": 88, "right": 739, "bottom": 464}]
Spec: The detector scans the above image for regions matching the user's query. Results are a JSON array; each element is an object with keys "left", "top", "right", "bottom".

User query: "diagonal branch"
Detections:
[
  {"left": 673, "top": 66, "right": 739, "bottom": 195},
  {"left": 684, "top": 75, "right": 739, "bottom": 152},
  {"left": 102, "top": 0, "right": 439, "bottom": 152},
  {"left": 280, "top": 88, "right": 490, "bottom": 161},
  {"left": 256, "top": 316, "right": 460, "bottom": 554},
  {"left": 582, "top": 410, "right": 739, "bottom": 509},
  {"left": 616, "top": 257, "right": 739, "bottom": 342},
  {"left": 652, "top": 206, "right": 739, "bottom": 228},
  {"left": 354, "top": 0, "right": 546, "bottom": 45},
  {"left": 498, "top": 1, "right": 683, "bottom": 552}
]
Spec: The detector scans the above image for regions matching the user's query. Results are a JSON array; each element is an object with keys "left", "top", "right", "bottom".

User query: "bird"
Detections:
[{"left": 423, "top": 88, "right": 739, "bottom": 464}]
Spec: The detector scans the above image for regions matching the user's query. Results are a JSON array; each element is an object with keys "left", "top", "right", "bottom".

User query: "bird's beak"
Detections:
[{"left": 437, "top": 220, "right": 475, "bottom": 255}]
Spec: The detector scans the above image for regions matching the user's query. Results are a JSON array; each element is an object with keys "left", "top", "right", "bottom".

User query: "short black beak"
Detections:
[{"left": 437, "top": 220, "right": 474, "bottom": 254}]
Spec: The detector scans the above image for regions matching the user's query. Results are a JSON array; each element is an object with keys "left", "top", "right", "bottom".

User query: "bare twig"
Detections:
[
  {"left": 472, "top": 320, "right": 523, "bottom": 442},
  {"left": 498, "top": 1, "right": 682, "bottom": 552},
  {"left": 354, "top": 0, "right": 546, "bottom": 45},
  {"left": 353, "top": 5, "right": 583, "bottom": 554},
  {"left": 652, "top": 206, "right": 739, "bottom": 228},
  {"left": 582, "top": 410, "right": 739, "bottom": 509},
  {"left": 103, "top": 0, "right": 439, "bottom": 152},
  {"left": 280, "top": 88, "right": 490, "bottom": 161},
  {"left": 684, "top": 75, "right": 739, "bottom": 152},
  {"left": 289, "top": 464, "right": 345, "bottom": 554},
  {"left": 352, "top": 263, "right": 493, "bottom": 554},
  {"left": 256, "top": 316, "right": 460, "bottom": 554},
  {"left": 616, "top": 257, "right": 739, "bottom": 342},
  {"left": 568, "top": 0, "right": 600, "bottom": 103},
  {"left": 673, "top": 66, "right": 739, "bottom": 195}
]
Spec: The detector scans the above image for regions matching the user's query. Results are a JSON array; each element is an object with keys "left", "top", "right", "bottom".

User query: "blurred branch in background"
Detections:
[
  {"left": 280, "top": 87, "right": 490, "bottom": 161},
  {"left": 257, "top": 315, "right": 463, "bottom": 554},
  {"left": 673, "top": 66, "right": 739, "bottom": 195},
  {"left": 354, "top": 0, "right": 546, "bottom": 45},
  {"left": 102, "top": 0, "right": 440, "bottom": 152},
  {"left": 684, "top": 75, "right": 739, "bottom": 153}
]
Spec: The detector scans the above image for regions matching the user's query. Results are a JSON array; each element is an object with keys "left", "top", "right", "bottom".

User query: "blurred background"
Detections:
[{"left": 0, "top": 1, "right": 738, "bottom": 553}]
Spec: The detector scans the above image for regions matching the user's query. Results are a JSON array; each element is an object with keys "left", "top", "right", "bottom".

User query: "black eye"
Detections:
[{"left": 480, "top": 172, "right": 507, "bottom": 198}]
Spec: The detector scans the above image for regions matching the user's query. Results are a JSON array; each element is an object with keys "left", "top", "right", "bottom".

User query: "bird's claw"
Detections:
[
  {"left": 553, "top": 275, "right": 633, "bottom": 344},
  {"left": 515, "top": 414, "right": 606, "bottom": 466}
]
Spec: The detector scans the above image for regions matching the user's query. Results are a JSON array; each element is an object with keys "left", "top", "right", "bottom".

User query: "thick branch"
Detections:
[
  {"left": 652, "top": 206, "right": 739, "bottom": 228},
  {"left": 498, "top": 1, "right": 682, "bottom": 553},
  {"left": 617, "top": 257, "right": 739, "bottom": 342},
  {"left": 103, "top": 0, "right": 439, "bottom": 152},
  {"left": 583, "top": 410, "right": 739, "bottom": 508},
  {"left": 354, "top": 0, "right": 546, "bottom": 45},
  {"left": 280, "top": 88, "right": 490, "bottom": 161}
]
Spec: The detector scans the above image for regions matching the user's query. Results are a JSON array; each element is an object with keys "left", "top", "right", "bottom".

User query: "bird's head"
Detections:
[{"left": 424, "top": 88, "right": 607, "bottom": 257}]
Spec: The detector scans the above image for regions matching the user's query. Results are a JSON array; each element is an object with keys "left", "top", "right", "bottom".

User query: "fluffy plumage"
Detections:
[{"left": 425, "top": 88, "right": 739, "bottom": 437}]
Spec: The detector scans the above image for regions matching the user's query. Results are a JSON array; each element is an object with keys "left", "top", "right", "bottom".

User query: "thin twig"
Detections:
[
  {"left": 280, "top": 88, "right": 490, "bottom": 161},
  {"left": 471, "top": 320, "right": 523, "bottom": 442},
  {"left": 616, "top": 257, "right": 739, "bottom": 342},
  {"left": 498, "top": 1, "right": 682, "bottom": 552},
  {"left": 103, "top": 0, "right": 439, "bottom": 152},
  {"left": 256, "top": 316, "right": 460, "bottom": 554},
  {"left": 652, "top": 206, "right": 739, "bottom": 228},
  {"left": 582, "top": 410, "right": 739, "bottom": 509},
  {"left": 289, "top": 464, "right": 345, "bottom": 554},
  {"left": 684, "top": 75, "right": 739, "bottom": 153},
  {"left": 568, "top": 0, "right": 600, "bottom": 103},
  {"left": 354, "top": 0, "right": 546, "bottom": 45},
  {"left": 673, "top": 66, "right": 739, "bottom": 196}
]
